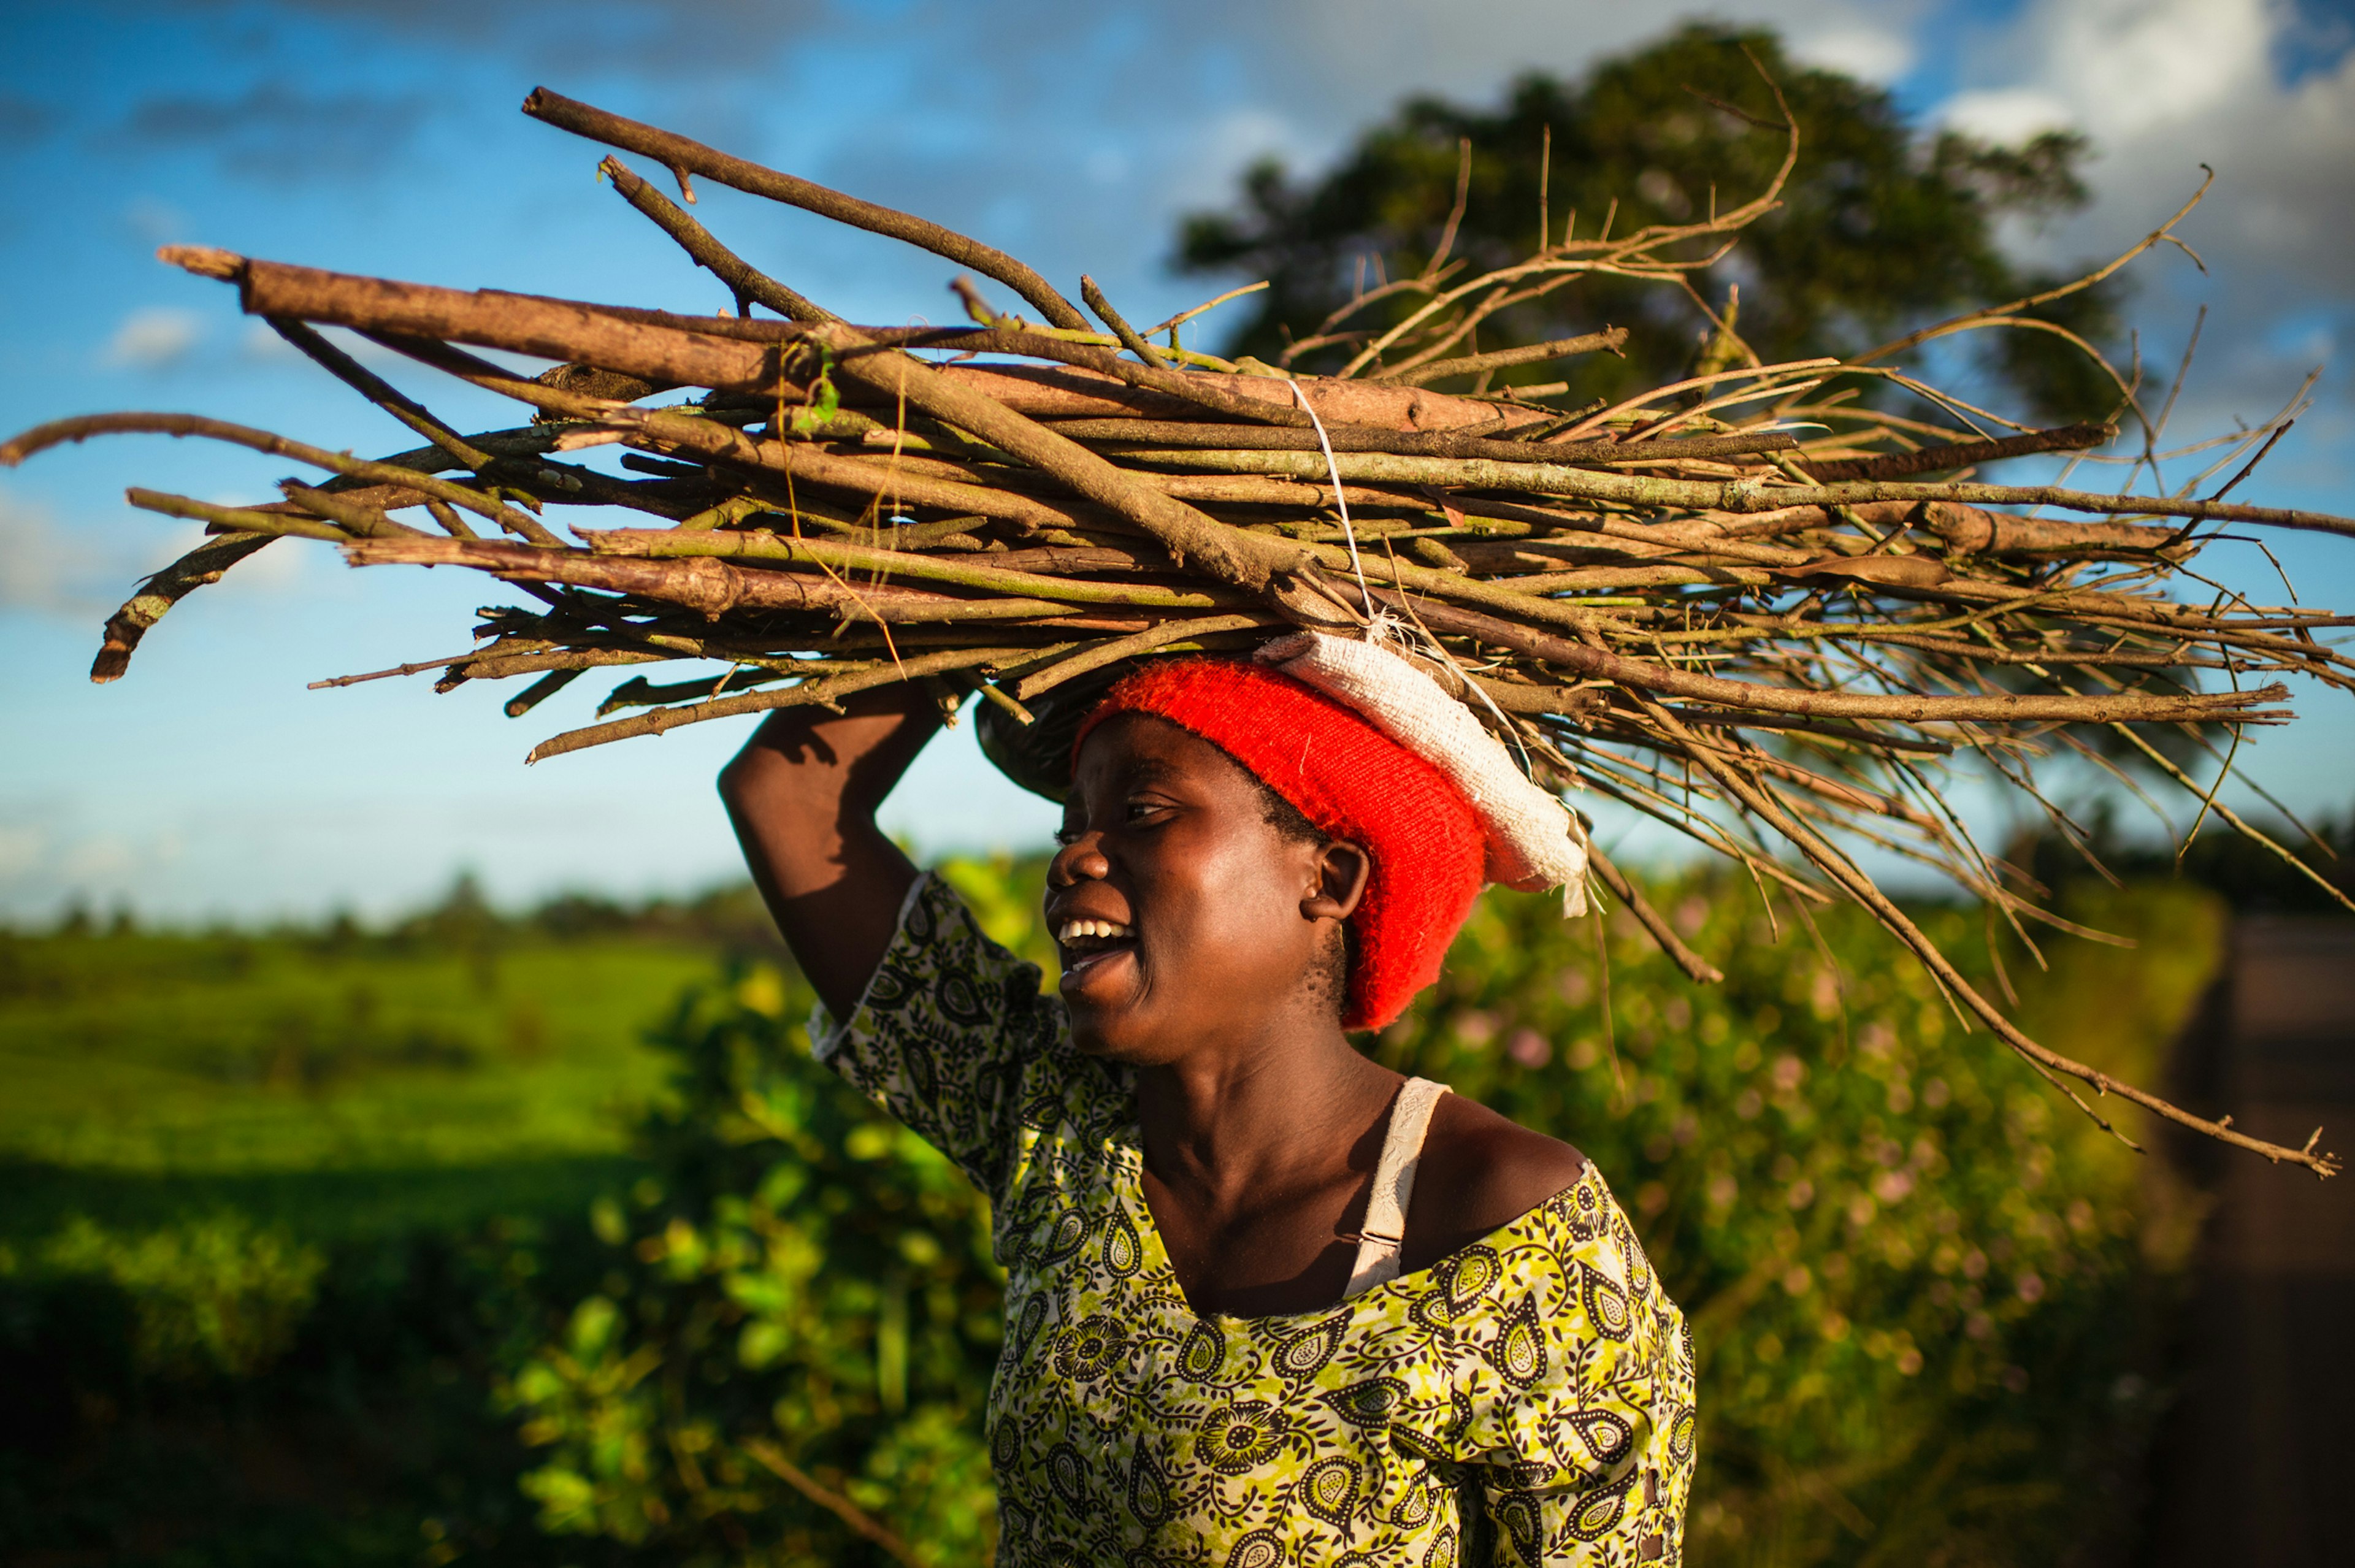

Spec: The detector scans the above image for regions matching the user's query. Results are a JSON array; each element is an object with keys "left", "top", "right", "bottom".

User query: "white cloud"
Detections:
[
  {"left": 1941, "top": 86, "right": 2077, "bottom": 145},
  {"left": 1163, "top": 104, "right": 1307, "bottom": 211},
  {"left": 1936, "top": 0, "right": 2354, "bottom": 285},
  {"left": 1790, "top": 23, "right": 1915, "bottom": 84},
  {"left": 59, "top": 835, "right": 136, "bottom": 881},
  {"left": 103, "top": 305, "right": 204, "bottom": 368},
  {"left": 0, "top": 491, "right": 90, "bottom": 612},
  {"left": 0, "top": 489, "right": 307, "bottom": 624},
  {"left": 237, "top": 318, "right": 302, "bottom": 361},
  {"left": 1925, "top": 0, "right": 2355, "bottom": 484},
  {"left": 119, "top": 195, "right": 186, "bottom": 245},
  {"left": 2027, "top": 0, "right": 2272, "bottom": 141}
]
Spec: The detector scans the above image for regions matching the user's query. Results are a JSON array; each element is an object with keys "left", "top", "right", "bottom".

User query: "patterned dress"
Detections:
[{"left": 813, "top": 874, "right": 1696, "bottom": 1565}]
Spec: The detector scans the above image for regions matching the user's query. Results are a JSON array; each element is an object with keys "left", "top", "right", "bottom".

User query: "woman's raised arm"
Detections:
[{"left": 717, "top": 684, "right": 943, "bottom": 1021}]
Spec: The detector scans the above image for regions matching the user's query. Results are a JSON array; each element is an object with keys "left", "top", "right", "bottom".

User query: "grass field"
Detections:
[
  {"left": 0, "top": 923, "right": 730, "bottom": 1249},
  {"left": 0, "top": 902, "right": 770, "bottom": 1567}
]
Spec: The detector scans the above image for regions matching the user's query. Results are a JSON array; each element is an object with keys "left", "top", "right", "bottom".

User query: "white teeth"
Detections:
[{"left": 1057, "top": 919, "right": 1134, "bottom": 943}]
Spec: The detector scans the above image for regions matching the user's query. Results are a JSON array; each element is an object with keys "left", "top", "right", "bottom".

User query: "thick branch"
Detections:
[
  {"left": 521, "top": 87, "right": 1091, "bottom": 331},
  {"left": 343, "top": 535, "right": 1117, "bottom": 623},
  {"left": 576, "top": 526, "right": 1235, "bottom": 610},
  {"left": 1045, "top": 419, "right": 1797, "bottom": 467},
  {"left": 165, "top": 247, "right": 787, "bottom": 394},
  {"left": 1719, "top": 499, "right": 2194, "bottom": 557},
  {"left": 804, "top": 323, "right": 1306, "bottom": 592},
  {"left": 911, "top": 363, "right": 1545, "bottom": 434}
]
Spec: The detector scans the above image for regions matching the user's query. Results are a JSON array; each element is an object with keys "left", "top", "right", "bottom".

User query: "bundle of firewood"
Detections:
[{"left": 7, "top": 80, "right": 2346, "bottom": 1174}]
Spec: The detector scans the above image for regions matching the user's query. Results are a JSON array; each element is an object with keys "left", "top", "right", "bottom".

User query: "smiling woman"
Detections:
[{"left": 718, "top": 636, "right": 1694, "bottom": 1564}]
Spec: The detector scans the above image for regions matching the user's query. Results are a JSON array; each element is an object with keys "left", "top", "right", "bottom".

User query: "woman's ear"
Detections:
[{"left": 1302, "top": 839, "right": 1371, "bottom": 923}]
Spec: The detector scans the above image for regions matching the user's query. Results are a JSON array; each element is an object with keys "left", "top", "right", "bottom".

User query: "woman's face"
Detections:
[{"left": 1047, "top": 713, "right": 1365, "bottom": 1065}]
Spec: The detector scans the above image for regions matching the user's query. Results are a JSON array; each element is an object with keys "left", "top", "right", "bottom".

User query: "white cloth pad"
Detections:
[{"left": 1255, "top": 630, "right": 1590, "bottom": 910}]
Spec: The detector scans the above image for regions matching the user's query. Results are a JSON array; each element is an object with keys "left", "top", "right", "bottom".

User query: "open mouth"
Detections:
[{"left": 1055, "top": 918, "right": 1137, "bottom": 984}]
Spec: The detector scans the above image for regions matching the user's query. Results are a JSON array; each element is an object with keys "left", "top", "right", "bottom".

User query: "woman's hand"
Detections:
[{"left": 718, "top": 683, "right": 943, "bottom": 1021}]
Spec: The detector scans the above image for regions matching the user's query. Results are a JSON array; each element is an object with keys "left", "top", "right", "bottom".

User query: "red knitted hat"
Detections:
[{"left": 1073, "top": 657, "right": 1486, "bottom": 1031}]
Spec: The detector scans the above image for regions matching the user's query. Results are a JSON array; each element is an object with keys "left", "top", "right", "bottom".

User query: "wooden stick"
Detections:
[
  {"left": 527, "top": 644, "right": 1023, "bottom": 760},
  {"left": 4, "top": 410, "right": 561, "bottom": 545},
  {"left": 575, "top": 526, "right": 1242, "bottom": 610},
  {"left": 803, "top": 323, "right": 1309, "bottom": 594},
  {"left": 597, "top": 156, "right": 837, "bottom": 325},
  {"left": 167, "top": 247, "right": 789, "bottom": 394},
  {"left": 1584, "top": 843, "right": 1725, "bottom": 984},
  {"left": 522, "top": 87, "right": 1092, "bottom": 332},
  {"left": 1371, "top": 589, "right": 2288, "bottom": 725},
  {"left": 1375, "top": 327, "right": 1629, "bottom": 386},
  {"left": 1801, "top": 421, "right": 2116, "bottom": 481},
  {"left": 342, "top": 535, "right": 1114, "bottom": 623},
  {"left": 1044, "top": 419, "right": 1798, "bottom": 466},
  {"left": 1092, "top": 443, "right": 2355, "bottom": 536},
  {"left": 91, "top": 531, "right": 278, "bottom": 683}
]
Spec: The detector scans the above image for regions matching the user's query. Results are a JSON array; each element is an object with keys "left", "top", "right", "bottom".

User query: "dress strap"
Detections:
[{"left": 1342, "top": 1077, "right": 1451, "bottom": 1298}]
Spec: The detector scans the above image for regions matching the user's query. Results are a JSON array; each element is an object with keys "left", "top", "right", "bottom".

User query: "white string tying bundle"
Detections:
[{"left": 1285, "top": 378, "right": 1382, "bottom": 628}]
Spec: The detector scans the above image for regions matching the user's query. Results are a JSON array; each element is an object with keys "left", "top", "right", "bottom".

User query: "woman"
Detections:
[{"left": 720, "top": 635, "right": 1694, "bottom": 1565}]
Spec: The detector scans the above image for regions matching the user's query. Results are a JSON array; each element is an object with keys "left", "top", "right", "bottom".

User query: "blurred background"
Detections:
[{"left": 2, "top": 2, "right": 2351, "bottom": 1565}]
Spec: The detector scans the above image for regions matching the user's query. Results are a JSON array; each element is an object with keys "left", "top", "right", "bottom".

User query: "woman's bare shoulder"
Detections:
[{"left": 1401, "top": 1090, "right": 1587, "bottom": 1269}]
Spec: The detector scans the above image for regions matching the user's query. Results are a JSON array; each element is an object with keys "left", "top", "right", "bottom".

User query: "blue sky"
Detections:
[{"left": 2, "top": 0, "right": 2352, "bottom": 923}]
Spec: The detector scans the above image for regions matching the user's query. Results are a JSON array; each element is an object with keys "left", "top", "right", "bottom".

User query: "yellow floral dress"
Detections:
[{"left": 813, "top": 874, "right": 1696, "bottom": 1565}]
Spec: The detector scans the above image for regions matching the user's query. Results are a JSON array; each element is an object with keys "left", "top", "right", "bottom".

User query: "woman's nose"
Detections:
[{"left": 1049, "top": 832, "right": 1109, "bottom": 887}]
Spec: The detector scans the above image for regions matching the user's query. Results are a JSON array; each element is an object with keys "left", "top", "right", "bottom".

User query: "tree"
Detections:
[{"left": 1177, "top": 24, "right": 2120, "bottom": 424}]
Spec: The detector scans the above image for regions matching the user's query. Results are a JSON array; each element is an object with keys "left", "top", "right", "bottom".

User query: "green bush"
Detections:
[
  {"left": 508, "top": 860, "right": 2218, "bottom": 1566},
  {"left": 503, "top": 963, "right": 1003, "bottom": 1566},
  {"left": 1370, "top": 876, "right": 2216, "bottom": 1565},
  {"left": 37, "top": 1211, "right": 327, "bottom": 1379}
]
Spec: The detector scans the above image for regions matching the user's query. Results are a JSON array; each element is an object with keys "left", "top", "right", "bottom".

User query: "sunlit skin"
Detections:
[
  {"left": 1047, "top": 712, "right": 1369, "bottom": 1067},
  {"left": 719, "top": 684, "right": 1585, "bottom": 1317}
]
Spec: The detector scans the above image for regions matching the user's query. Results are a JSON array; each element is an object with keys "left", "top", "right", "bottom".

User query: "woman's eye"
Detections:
[{"left": 1052, "top": 826, "right": 1083, "bottom": 846}]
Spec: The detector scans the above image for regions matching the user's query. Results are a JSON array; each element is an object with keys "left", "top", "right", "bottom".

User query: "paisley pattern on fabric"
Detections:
[{"left": 812, "top": 874, "right": 1698, "bottom": 1566}]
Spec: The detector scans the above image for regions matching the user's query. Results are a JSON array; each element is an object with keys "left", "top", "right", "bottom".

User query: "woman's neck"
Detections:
[{"left": 1132, "top": 1023, "right": 1400, "bottom": 1207}]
